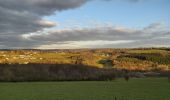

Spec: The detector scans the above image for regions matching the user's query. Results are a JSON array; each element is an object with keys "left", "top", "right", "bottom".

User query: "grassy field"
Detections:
[{"left": 0, "top": 78, "right": 169, "bottom": 100}]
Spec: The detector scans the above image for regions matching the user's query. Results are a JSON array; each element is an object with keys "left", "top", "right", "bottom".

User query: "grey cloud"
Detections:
[
  {"left": 0, "top": 0, "right": 87, "bottom": 36},
  {"left": 7, "top": 22, "right": 166, "bottom": 48},
  {"left": 0, "top": 0, "right": 86, "bottom": 15},
  {"left": 0, "top": 22, "right": 170, "bottom": 48},
  {"left": 29, "top": 22, "right": 169, "bottom": 42},
  {"left": 0, "top": 0, "right": 88, "bottom": 48}
]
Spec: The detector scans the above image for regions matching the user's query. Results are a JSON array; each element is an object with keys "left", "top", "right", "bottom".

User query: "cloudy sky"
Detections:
[{"left": 0, "top": 0, "right": 170, "bottom": 49}]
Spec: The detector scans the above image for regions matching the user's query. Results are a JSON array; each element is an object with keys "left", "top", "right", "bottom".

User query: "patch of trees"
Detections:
[
  {"left": 160, "top": 48, "right": 170, "bottom": 51},
  {"left": 0, "top": 64, "right": 116, "bottom": 82},
  {"left": 122, "top": 53, "right": 170, "bottom": 65}
]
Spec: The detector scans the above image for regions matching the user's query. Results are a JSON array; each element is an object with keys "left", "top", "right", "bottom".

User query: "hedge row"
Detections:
[{"left": 0, "top": 64, "right": 116, "bottom": 82}]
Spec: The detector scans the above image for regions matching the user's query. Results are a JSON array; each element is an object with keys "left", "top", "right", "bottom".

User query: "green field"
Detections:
[{"left": 0, "top": 78, "right": 170, "bottom": 100}]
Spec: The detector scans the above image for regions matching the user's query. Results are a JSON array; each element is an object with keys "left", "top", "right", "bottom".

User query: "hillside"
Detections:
[{"left": 0, "top": 48, "right": 170, "bottom": 71}]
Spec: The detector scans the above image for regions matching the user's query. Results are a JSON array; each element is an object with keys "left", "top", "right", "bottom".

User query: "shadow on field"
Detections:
[
  {"left": 0, "top": 64, "right": 117, "bottom": 82},
  {"left": 0, "top": 64, "right": 169, "bottom": 82}
]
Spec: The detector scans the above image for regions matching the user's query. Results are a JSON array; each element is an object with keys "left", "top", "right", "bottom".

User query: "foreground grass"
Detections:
[{"left": 0, "top": 78, "right": 169, "bottom": 100}]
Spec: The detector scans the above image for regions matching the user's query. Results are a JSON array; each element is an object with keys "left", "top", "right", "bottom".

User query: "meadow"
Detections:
[{"left": 0, "top": 78, "right": 169, "bottom": 100}]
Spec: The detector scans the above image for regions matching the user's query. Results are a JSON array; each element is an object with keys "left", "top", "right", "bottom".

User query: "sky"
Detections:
[{"left": 0, "top": 0, "right": 170, "bottom": 49}]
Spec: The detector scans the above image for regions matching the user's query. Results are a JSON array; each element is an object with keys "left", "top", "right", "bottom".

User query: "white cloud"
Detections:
[
  {"left": 36, "top": 40, "right": 135, "bottom": 49},
  {"left": 36, "top": 20, "right": 57, "bottom": 27}
]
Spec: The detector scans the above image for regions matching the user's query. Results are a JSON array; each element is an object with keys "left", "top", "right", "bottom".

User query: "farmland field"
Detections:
[{"left": 0, "top": 78, "right": 170, "bottom": 100}]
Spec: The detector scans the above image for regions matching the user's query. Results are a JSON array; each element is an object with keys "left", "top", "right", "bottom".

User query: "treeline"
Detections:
[
  {"left": 123, "top": 53, "right": 170, "bottom": 65},
  {"left": 0, "top": 64, "right": 116, "bottom": 82}
]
